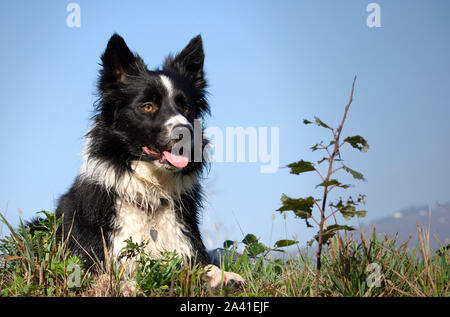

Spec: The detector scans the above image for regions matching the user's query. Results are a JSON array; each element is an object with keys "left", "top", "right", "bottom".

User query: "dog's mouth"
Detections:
[{"left": 141, "top": 145, "right": 189, "bottom": 169}]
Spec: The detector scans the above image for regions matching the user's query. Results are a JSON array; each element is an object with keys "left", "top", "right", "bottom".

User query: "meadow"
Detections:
[{"left": 0, "top": 212, "right": 448, "bottom": 297}]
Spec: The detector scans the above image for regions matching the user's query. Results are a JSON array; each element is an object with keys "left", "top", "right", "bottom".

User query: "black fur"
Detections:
[{"left": 31, "top": 34, "right": 212, "bottom": 270}]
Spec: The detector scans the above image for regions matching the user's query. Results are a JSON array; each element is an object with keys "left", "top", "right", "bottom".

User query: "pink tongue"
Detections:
[{"left": 162, "top": 151, "right": 189, "bottom": 168}]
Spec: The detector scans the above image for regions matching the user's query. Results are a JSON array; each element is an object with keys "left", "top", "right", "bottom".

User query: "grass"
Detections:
[{"left": 0, "top": 211, "right": 448, "bottom": 297}]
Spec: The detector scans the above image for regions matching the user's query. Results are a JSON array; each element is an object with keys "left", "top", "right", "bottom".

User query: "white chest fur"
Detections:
[
  {"left": 79, "top": 145, "right": 198, "bottom": 264},
  {"left": 111, "top": 199, "right": 193, "bottom": 261},
  {"left": 106, "top": 160, "right": 197, "bottom": 264}
]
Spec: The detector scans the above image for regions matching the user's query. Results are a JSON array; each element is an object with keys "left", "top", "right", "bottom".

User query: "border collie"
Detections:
[{"left": 34, "top": 34, "right": 243, "bottom": 291}]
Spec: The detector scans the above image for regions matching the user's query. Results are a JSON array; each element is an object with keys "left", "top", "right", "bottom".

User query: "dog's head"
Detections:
[{"left": 89, "top": 34, "right": 209, "bottom": 173}]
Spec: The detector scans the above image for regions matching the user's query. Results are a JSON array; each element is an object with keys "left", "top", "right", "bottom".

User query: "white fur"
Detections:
[
  {"left": 111, "top": 199, "right": 193, "bottom": 276},
  {"left": 165, "top": 114, "right": 190, "bottom": 129},
  {"left": 160, "top": 75, "right": 174, "bottom": 99},
  {"left": 79, "top": 136, "right": 198, "bottom": 266},
  {"left": 205, "top": 265, "right": 245, "bottom": 289},
  {"left": 160, "top": 74, "right": 192, "bottom": 140}
]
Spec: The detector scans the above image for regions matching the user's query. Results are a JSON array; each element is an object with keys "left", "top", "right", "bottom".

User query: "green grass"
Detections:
[{"left": 0, "top": 212, "right": 448, "bottom": 297}]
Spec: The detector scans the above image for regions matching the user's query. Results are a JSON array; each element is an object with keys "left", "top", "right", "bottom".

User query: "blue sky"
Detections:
[{"left": 0, "top": 0, "right": 449, "bottom": 249}]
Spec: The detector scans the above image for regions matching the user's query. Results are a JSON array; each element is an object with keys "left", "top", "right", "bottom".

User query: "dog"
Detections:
[{"left": 31, "top": 33, "right": 243, "bottom": 292}]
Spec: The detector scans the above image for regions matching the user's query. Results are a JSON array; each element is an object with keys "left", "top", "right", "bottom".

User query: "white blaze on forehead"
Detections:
[
  {"left": 160, "top": 75, "right": 174, "bottom": 99},
  {"left": 160, "top": 74, "right": 192, "bottom": 131}
]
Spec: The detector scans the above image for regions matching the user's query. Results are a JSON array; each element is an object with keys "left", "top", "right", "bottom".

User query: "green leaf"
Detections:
[
  {"left": 287, "top": 160, "right": 315, "bottom": 175},
  {"left": 303, "top": 119, "right": 312, "bottom": 125},
  {"left": 314, "top": 116, "right": 332, "bottom": 129},
  {"left": 242, "top": 234, "right": 259, "bottom": 245},
  {"left": 344, "top": 135, "right": 369, "bottom": 152},
  {"left": 316, "top": 179, "right": 340, "bottom": 188},
  {"left": 277, "top": 194, "right": 315, "bottom": 219},
  {"left": 270, "top": 249, "right": 286, "bottom": 253},
  {"left": 328, "top": 224, "right": 355, "bottom": 232},
  {"left": 223, "top": 240, "right": 235, "bottom": 248},
  {"left": 274, "top": 239, "right": 298, "bottom": 248},
  {"left": 314, "top": 224, "right": 355, "bottom": 245},
  {"left": 330, "top": 196, "right": 367, "bottom": 220},
  {"left": 246, "top": 242, "right": 267, "bottom": 257},
  {"left": 310, "top": 143, "right": 321, "bottom": 152},
  {"left": 343, "top": 165, "right": 366, "bottom": 181},
  {"left": 340, "top": 205, "right": 357, "bottom": 220},
  {"left": 354, "top": 210, "right": 367, "bottom": 218}
]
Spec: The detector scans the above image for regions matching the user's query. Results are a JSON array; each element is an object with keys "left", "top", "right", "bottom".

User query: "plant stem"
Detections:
[{"left": 314, "top": 76, "right": 356, "bottom": 297}]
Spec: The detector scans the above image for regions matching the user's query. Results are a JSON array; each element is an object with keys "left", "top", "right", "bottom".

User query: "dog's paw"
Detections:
[
  {"left": 205, "top": 264, "right": 245, "bottom": 290},
  {"left": 119, "top": 280, "right": 142, "bottom": 297}
]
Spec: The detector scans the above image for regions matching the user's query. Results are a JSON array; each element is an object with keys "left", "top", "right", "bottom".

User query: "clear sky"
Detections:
[{"left": 0, "top": 0, "right": 449, "bottom": 249}]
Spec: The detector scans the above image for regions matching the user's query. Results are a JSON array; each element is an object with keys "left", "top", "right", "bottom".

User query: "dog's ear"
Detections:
[
  {"left": 164, "top": 35, "right": 205, "bottom": 89},
  {"left": 100, "top": 34, "right": 137, "bottom": 83}
]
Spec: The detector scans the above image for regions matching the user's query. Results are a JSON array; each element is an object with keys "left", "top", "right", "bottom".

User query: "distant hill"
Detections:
[{"left": 359, "top": 202, "right": 450, "bottom": 251}]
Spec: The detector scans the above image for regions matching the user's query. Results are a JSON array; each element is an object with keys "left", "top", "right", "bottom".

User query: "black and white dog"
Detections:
[{"left": 37, "top": 34, "right": 242, "bottom": 290}]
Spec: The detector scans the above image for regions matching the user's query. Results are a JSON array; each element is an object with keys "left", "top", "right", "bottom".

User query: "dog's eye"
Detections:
[
  {"left": 141, "top": 102, "right": 154, "bottom": 112},
  {"left": 184, "top": 108, "right": 189, "bottom": 115}
]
